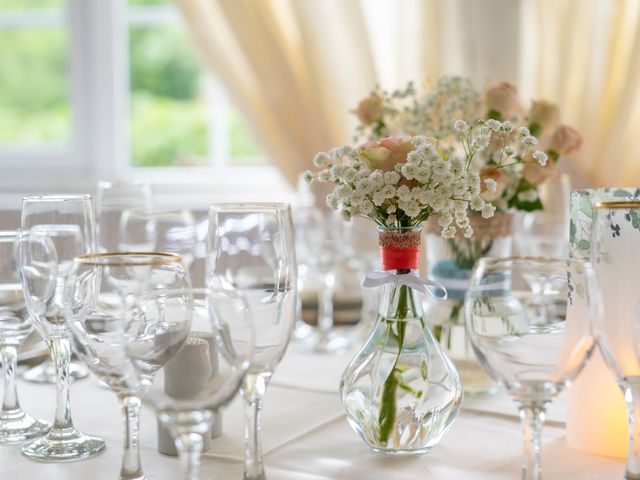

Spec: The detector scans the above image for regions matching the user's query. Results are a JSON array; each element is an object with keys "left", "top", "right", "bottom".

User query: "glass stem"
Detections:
[
  {"left": 175, "top": 432, "right": 204, "bottom": 480},
  {"left": 119, "top": 395, "right": 144, "bottom": 480},
  {"left": 0, "top": 345, "right": 20, "bottom": 414},
  {"left": 242, "top": 373, "right": 269, "bottom": 480},
  {"left": 518, "top": 402, "right": 546, "bottom": 480},
  {"left": 317, "top": 271, "right": 335, "bottom": 337},
  {"left": 50, "top": 336, "right": 75, "bottom": 433},
  {"left": 624, "top": 385, "right": 640, "bottom": 479}
]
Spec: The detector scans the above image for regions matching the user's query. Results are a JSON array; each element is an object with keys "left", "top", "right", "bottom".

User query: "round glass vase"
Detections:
[
  {"left": 339, "top": 226, "right": 462, "bottom": 455},
  {"left": 423, "top": 213, "right": 513, "bottom": 394}
]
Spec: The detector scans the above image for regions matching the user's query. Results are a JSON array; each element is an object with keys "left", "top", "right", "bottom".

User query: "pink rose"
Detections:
[
  {"left": 528, "top": 100, "right": 560, "bottom": 134},
  {"left": 550, "top": 125, "right": 582, "bottom": 156},
  {"left": 479, "top": 166, "right": 508, "bottom": 201},
  {"left": 354, "top": 93, "right": 384, "bottom": 125},
  {"left": 523, "top": 155, "right": 556, "bottom": 186},
  {"left": 360, "top": 136, "right": 414, "bottom": 171},
  {"left": 485, "top": 82, "right": 521, "bottom": 119}
]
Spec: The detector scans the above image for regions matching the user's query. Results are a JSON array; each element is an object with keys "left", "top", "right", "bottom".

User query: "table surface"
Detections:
[{"left": 0, "top": 342, "right": 626, "bottom": 480}]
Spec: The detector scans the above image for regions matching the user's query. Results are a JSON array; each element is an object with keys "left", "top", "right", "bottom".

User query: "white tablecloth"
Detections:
[{"left": 1, "top": 345, "right": 626, "bottom": 479}]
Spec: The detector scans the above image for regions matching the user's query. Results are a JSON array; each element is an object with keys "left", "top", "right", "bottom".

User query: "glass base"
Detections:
[
  {"left": 371, "top": 445, "right": 432, "bottom": 456},
  {"left": 0, "top": 408, "right": 50, "bottom": 443},
  {"left": 21, "top": 427, "right": 105, "bottom": 462},
  {"left": 22, "top": 360, "right": 89, "bottom": 384},
  {"left": 300, "top": 330, "right": 351, "bottom": 354}
]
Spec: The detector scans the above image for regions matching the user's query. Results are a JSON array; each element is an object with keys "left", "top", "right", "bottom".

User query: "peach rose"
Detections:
[
  {"left": 485, "top": 82, "right": 521, "bottom": 119},
  {"left": 550, "top": 125, "right": 582, "bottom": 156},
  {"left": 360, "top": 136, "right": 414, "bottom": 171},
  {"left": 523, "top": 154, "right": 556, "bottom": 186},
  {"left": 528, "top": 100, "right": 560, "bottom": 134},
  {"left": 354, "top": 93, "right": 384, "bottom": 125},
  {"left": 479, "top": 166, "right": 508, "bottom": 201}
]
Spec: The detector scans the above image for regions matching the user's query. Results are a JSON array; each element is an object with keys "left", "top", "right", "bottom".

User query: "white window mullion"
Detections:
[{"left": 71, "top": 0, "right": 129, "bottom": 182}]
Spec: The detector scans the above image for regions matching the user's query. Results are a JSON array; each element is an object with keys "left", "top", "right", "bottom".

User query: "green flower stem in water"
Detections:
[{"left": 377, "top": 277, "right": 410, "bottom": 446}]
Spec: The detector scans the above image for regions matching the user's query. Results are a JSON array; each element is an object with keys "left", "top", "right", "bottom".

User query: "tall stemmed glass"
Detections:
[
  {"left": 20, "top": 194, "right": 105, "bottom": 461},
  {"left": 65, "top": 252, "right": 193, "bottom": 480},
  {"left": 0, "top": 231, "right": 52, "bottom": 442},
  {"left": 465, "top": 257, "right": 599, "bottom": 480},
  {"left": 591, "top": 200, "right": 640, "bottom": 480},
  {"left": 207, "top": 203, "right": 297, "bottom": 480}
]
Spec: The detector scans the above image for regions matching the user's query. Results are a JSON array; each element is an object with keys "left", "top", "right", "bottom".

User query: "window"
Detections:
[{"left": 0, "top": 0, "right": 286, "bottom": 206}]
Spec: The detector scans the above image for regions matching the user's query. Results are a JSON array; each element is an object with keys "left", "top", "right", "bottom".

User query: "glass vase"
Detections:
[
  {"left": 423, "top": 213, "right": 514, "bottom": 394},
  {"left": 339, "top": 226, "right": 462, "bottom": 454}
]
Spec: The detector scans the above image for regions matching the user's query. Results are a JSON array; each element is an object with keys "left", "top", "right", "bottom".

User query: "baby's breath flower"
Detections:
[
  {"left": 532, "top": 150, "right": 548, "bottom": 166},
  {"left": 518, "top": 127, "right": 530, "bottom": 136},
  {"left": 522, "top": 135, "right": 538, "bottom": 146},
  {"left": 383, "top": 171, "right": 400, "bottom": 185},
  {"left": 453, "top": 119, "right": 469, "bottom": 133},
  {"left": 484, "top": 178, "right": 498, "bottom": 193},
  {"left": 313, "top": 152, "right": 330, "bottom": 167},
  {"left": 481, "top": 203, "right": 496, "bottom": 218},
  {"left": 303, "top": 171, "right": 314, "bottom": 183}
]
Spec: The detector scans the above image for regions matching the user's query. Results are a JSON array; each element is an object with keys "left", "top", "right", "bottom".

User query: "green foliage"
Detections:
[
  {"left": 0, "top": 0, "right": 64, "bottom": 11},
  {"left": 130, "top": 26, "right": 201, "bottom": 101},
  {"left": 0, "top": 27, "right": 70, "bottom": 143},
  {"left": 131, "top": 94, "right": 207, "bottom": 167}
]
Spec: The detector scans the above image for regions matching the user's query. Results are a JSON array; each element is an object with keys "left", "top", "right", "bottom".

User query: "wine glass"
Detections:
[
  {"left": 96, "top": 181, "right": 154, "bottom": 252},
  {"left": 465, "top": 257, "right": 599, "bottom": 480},
  {"left": 138, "top": 286, "right": 252, "bottom": 480},
  {"left": 207, "top": 203, "right": 297, "bottom": 480},
  {"left": 591, "top": 200, "right": 640, "bottom": 479},
  {"left": 0, "top": 231, "right": 52, "bottom": 442},
  {"left": 296, "top": 209, "right": 351, "bottom": 353},
  {"left": 20, "top": 194, "right": 106, "bottom": 461},
  {"left": 120, "top": 209, "right": 197, "bottom": 270},
  {"left": 65, "top": 252, "right": 194, "bottom": 479}
]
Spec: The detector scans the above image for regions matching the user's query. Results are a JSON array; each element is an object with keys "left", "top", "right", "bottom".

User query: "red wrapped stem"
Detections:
[{"left": 381, "top": 245, "right": 420, "bottom": 271}]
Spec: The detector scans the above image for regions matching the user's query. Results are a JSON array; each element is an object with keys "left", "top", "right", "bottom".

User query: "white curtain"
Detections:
[{"left": 178, "top": 0, "right": 640, "bottom": 187}]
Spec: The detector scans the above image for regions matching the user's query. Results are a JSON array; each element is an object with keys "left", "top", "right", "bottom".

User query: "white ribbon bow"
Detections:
[{"left": 362, "top": 271, "right": 448, "bottom": 300}]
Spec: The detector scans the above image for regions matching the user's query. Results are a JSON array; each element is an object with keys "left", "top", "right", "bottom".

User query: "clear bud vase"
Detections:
[{"left": 339, "top": 226, "right": 462, "bottom": 454}]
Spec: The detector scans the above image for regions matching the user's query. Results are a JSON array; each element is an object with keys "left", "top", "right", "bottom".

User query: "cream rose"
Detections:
[
  {"left": 479, "top": 166, "right": 508, "bottom": 201},
  {"left": 354, "top": 93, "right": 384, "bottom": 125},
  {"left": 485, "top": 82, "right": 521, "bottom": 119},
  {"left": 360, "top": 136, "right": 414, "bottom": 172},
  {"left": 528, "top": 100, "right": 560, "bottom": 134},
  {"left": 550, "top": 125, "right": 582, "bottom": 155}
]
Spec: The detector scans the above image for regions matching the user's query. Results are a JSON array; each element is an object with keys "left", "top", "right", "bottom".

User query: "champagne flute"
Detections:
[
  {"left": 207, "top": 203, "right": 297, "bottom": 480},
  {"left": 65, "top": 252, "right": 193, "bottom": 479},
  {"left": 591, "top": 200, "right": 640, "bottom": 479},
  {"left": 20, "top": 194, "right": 105, "bottom": 461},
  {"left": 0, "top": 231, "right": 52, "bottom": 442},
  {"left": 465, "top": 257, "right": 599, "bottom": 480}
]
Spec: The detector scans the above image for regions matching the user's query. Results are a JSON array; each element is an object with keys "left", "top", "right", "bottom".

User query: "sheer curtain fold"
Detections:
[{"left": 178, "top": 0, "right": 640, "bottom": 187}]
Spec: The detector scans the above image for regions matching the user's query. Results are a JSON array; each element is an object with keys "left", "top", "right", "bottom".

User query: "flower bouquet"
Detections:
[
  {"left": 305, "top": 116, "right": 548, "bottom": 452},
  {"left": 351, "top": 76, "right": 582, "bottom": 392}
]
